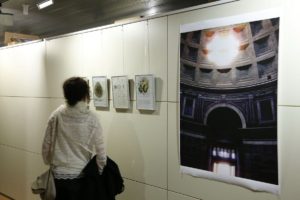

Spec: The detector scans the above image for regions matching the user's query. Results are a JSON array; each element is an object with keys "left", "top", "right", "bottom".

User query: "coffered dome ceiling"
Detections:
[{"left": 180, "top": 18, "right": 279, "bottom": 89}]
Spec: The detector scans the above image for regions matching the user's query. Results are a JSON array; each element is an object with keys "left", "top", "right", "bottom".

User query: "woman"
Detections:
[{"left": 42, "top": 77, "right": 107, "bottom": 200}]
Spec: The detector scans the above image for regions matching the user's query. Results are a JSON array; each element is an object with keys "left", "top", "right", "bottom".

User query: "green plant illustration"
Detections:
[
  {"left": 138, "top": 78, "right": 149, "bottom": 94},
  {"left": 94, "top": 82, "right": 103, "bottom": 98}
]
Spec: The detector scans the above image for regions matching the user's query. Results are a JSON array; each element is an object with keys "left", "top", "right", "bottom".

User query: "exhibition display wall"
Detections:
[{"left": 0, "top": 0, "right": 299, "bottom": 199}]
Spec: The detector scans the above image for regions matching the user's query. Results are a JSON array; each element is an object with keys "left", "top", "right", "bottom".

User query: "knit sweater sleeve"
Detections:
[
  {"left": 42, "top": 115, "right": 56, "bottom": 165},
  {"left": 92, "top": 118, "right": 107, "bottom": 172}
]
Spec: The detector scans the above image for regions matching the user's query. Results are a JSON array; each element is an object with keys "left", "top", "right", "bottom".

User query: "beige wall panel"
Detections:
[
  {"left": 148, "top": 17, "right": 168, "bottom": 102},
  {"left": 91, "top": 101, "right": 167, "bottom": 189},
  {"left": 0, "top": 145, "right": 47, "bottom": 200},
  {"left": 102, "top": 26, "right": 124, "bottom": 98},
  {"left": 102, "top": 26, "right": 124, "bottom": 77},
  {"left": 123, "top": 21, "right": 148, "bottom": 75},
  {"left": 81, "top": 30, "right": 104, "bottom": 77},
  {"left": 167, "top": 102, "right": 278, "bottom": 200},
  {"left": 278, "top": 106, "right": 300, "bottom": 200},
  {"left": 0, "top": 97, "right": 63, "bottom": 153},
  {"left": 0, "top": 42, "right": 47, "bottom": 97},
  {"left": 167, "top": 0, "right": 282, "bottom": 102},
  {"left": 277, "top": 0, "right": 300, "bottom": 106},
  {"left": 116, "top": 178, "right": 167, "bottom": 200},
  {"left": 46, "top": 34, "right": 85, "bottom": 97},
  {"left": 123, "top": 21, "right": 148, "bottom": 100},
  {"left": 168, "top": 191, "right": 199, "bottom": 200}
]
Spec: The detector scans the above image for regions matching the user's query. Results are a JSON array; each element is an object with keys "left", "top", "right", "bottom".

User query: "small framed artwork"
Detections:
[
  {"left": 111, "top": 76, "right": 130, "bottom": 109},
  {"left": 92, "top": 76, "right": 109, "bottom": 108},
  {"left": 135, "top": 74, "right": 156, "bottom": 110}
]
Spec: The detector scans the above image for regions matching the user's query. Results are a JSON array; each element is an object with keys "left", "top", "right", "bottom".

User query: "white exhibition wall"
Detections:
[{"left": 0, "top": 0, "right": 300, "bottom": 199}]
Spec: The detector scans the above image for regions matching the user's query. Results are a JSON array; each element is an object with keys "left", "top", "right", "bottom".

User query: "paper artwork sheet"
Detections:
[
  {"left": 179, "top": 9, "right": 280, "bottom": 194},
  {"left": 92, "top": 76, "right": 108, "bottom": 108},
  {"left": 111, "top": 76, "right": 130, "bottom": 109},
  {"left": 135, "top": 74, "right": 156, "bottom": 110}
]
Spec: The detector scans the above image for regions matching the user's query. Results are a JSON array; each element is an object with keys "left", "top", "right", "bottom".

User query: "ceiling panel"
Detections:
[{"left": 0, "top": 0, "right": 219, "bottom": 46}]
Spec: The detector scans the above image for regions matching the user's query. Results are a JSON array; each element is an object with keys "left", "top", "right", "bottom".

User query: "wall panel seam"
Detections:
[
  {"left": 278, "top": 105, "right": 300, "bottom": 107},
  {"left": 168, "top": 189, "right": 202, "bottom": 200},
  {"left": 0, "top": 96, "right": 63, "bottom": 99},
  {"left": 166, "top": 15, "right": 169, "bottom": 200},
  {"left": 0, "top": 144, "right": 41, "bottom": 156},
  {"left": 123, "top": 177, "right": 167, "bottom": 190}
]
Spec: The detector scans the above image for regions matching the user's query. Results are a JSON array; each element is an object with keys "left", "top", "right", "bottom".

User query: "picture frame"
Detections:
[
  {"left": 135, "top": 74, "right": 156, "bottom": 110},
  {"left": 111, "top": 76, "right": 130, "bottom": 109},
  {"left": 179, "top": 9, "right": 280, "bottom": 194},
  {"left": 92, "top": 76, "right": 109, "bottom": 108}
]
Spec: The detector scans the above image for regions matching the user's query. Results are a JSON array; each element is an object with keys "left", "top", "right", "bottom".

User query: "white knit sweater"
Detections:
[{"left": 42, "top": 101, "right": 107, "bottom": 179}]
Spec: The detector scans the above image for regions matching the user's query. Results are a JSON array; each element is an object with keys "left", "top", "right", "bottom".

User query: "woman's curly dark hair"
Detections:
[{"left": 63, "top": 77, "right": 90, "bottom": 106}]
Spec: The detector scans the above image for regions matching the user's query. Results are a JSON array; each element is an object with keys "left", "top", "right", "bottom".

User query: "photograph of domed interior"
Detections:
[{"left": 180, "top": 17, "right": 279, "bottom": 185}]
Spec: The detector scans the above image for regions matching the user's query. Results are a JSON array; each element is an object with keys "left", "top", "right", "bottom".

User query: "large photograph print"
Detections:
[{"left": 180, "top": 11, "right": 279, "bottom": 193}]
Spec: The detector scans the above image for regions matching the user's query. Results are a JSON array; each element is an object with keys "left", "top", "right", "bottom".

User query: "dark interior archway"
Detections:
[
  {"left": 206, "top": 107, "right": 243, "bottom": 175},
  {"left": 207, "top": 107, "right": 242, "bottom": 143}
]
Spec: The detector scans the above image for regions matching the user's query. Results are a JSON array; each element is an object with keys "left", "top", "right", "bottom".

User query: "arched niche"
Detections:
[{"left": 204, "top": 103, "right": 246, "bottom": 128}]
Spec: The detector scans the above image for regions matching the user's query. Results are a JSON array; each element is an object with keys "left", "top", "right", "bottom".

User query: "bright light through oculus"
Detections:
[{"left": 206, "top": 31, "right": 240, "bottom": 67}]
